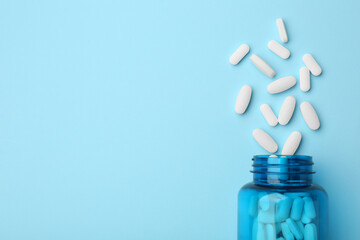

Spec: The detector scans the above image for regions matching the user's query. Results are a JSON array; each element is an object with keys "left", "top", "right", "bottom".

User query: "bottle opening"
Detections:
[{"left": 251, "top": 155, "right": 315, "bottom": 187}]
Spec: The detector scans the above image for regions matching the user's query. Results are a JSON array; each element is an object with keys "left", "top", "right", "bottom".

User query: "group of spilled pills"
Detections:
[
  {"left": 249, "top": 192, "right": 318, "bottom": 240},
  {"left": 231, "top": 18, "right": 322, "bottom": 155}
]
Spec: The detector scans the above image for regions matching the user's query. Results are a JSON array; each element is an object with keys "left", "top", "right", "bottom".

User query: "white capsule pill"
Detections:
[
  {"left": 267, "top": 76, "right": 296, "bottom": 94},
  {"left": 281, "top": 222, "right": 295, "bottom": 240},
  {"left": 278, "top": 96, "right": 296, "bottom": 125},
  {"left": 260, "top": 104, "right": 278, "bottom": 127},
  {"left": 301, "top": 211, "right": 312, "bottom": 224},
  {"left": 282, "top": 131, "right": 302, "bottom": 155},
  {"left": 250, "top": 54, "right": 276, "bottom": 78},
  {"left": 286, "top": 218, "right": 304, "bottom": 240},
  {"left": 259, "top": 193, "right": 283, "bottom": 212},
  {"left": 276, "top": 197, "right": 293, "bottom": 222},
  {"left": 259, "top": 194, "right": 271, "bottom": 211},
  {"left": 290, "top": 197, "right": 305, "bottom": 221},
  {"left": 258, "top": 210, "right": 276, "bottom": 224},
  {"left": 229, "top": 44, "right": 250, "bottom": 65},
  {"left": 304, "top": 223, "right": 317, "bottom": 240},
  {"left": 303, "top": 54, "right": 322, "bottom": 76},
  {"left": 235, "top": 85, "right": 252, "bottom": 114},
  {"left": 266, "top": 224, "right": 277, "bottom": 240},
  {"left": 276, "top": 18, "right": 288, "bottom": 43},
  {"left": 256, "top": 222, "right": 267, "bottom": 240},
  {"left": 268, "top": 40, "right": 290, "bottom": 59},
  {"left": 300, "top": 67, "right": 310, "bottom": 92},
  {"left": 252, "top": 129, "right": 278, "bottom": 153},
  {"left": 300, "top": 102, "right": 320, "bottom": 130},
  {"left": 303, "top": 197, "right": 316, "bottom": 219}
]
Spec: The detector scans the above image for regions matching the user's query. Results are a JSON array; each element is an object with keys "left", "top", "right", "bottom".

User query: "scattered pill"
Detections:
[
  {"left": 303, "top": 197, "right": 316, "bottom": 219},
  {"left": 300, "top": 67, "right": 311, "bottom": 92},
  {"left": 278, "top": 96, "right": 296, "bottom": 125},
  {"left": 260, "top": 104, "right": 278, "bottom": 127},
  {"left": 268, "top": 40, "right": 290, "bottom": 59},
  {"left": 229, "top": 44, "right": 250, "bottom": 65},
  {"left": 303, "top": 54, "right": 322, "bottom": 76},
  {"left": 252, "top": 129, "right": 278, "bottom": 153},
  {"left": 281, "top": 131, "right": 302, "bottom": 155},
  {"left": 235, "top": 85, "right": 252, "bottom": 114},
  {"left": 250, "top": 54, "right": 276, "bottom": 78},
  {"left": 276, "top": 18, "right": 288, "bottom": 43},
  {"left": 267, "top": 76, "right": 296, "bottom": 94},
  {"left": 304, "top": 223, "right": 317, "bottom": 240},
  {"left": 228, "top": 19, "right": 326, "bottom": 240},
  {"left": 281, "top": 222, "right": 295, "bottom": 240},
  {"left": 286, "top": 218, "right": 304, "bottom": 240},
  {"left": 290, "top": 197, "right": 304, "bottom": 221},
  {"left": 300, "top": 102, "right": 320, "bottom": 130}
]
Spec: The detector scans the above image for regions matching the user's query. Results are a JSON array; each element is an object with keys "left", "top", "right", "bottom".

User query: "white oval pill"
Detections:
[
  {"left": 281, "top": 131, "right": 302, "bottom": 155},
  {"left": 252, "top": 129, "right": 278, "bottom": 153},
  {"left": 267, "top": 76, "right": 296, "bottom": 94},
  {"left": 300, "top": 67, "right": 310, "bottom": 92},
  {"left": 304, "top": 223, "right": 317, "bottom": 240},
  {"left": 268, "top": 40, "right": 290, "bottom": 59},
  {"left": 303, "top": 54, "right": 322, "bottom": 76},
  {"left": 235, "top": 85, "right": 252, "bottom": 114},
  {"left": 300, "top": 102, "right": 320, "bottom": 130},
  {"left": 260, "top": 104, "right": 278, "bottom": 127},
  {"left": 278, "top": 96, "right": 296, "bottom": 125},
  {"left": 250, "top": 54, "right": 276, "bottom": 78},
  {"left": 276, "top": 18, "right": 288, "bottom": 43},
  {"left": 229, "top": 44, "right": 250, "bottom": 65}
]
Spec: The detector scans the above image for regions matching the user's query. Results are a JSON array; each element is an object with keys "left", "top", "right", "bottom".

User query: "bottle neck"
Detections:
[{"left": 251, "top": 155, "right": 315, "bottom": 188}]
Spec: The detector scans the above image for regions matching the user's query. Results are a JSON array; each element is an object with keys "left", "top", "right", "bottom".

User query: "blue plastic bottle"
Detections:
[{"left": 238, "top": 155, "right": 328, "bottom": 240}]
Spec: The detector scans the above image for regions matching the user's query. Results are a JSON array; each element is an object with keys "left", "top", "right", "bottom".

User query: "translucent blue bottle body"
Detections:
[{"left": 238, "top": 155, "right": 328, "bottom": 240}]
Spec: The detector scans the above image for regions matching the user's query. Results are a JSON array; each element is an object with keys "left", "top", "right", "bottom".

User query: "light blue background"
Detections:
[{"left": 0, "top": 0, "right": 358, "bottom": 239}]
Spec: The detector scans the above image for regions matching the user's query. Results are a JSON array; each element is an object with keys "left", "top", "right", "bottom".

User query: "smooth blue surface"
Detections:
[{"left": 0, "top": 0, "right": 358, "bottom": 239}]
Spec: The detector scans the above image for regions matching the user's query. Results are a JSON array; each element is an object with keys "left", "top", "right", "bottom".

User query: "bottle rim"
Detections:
[
  {"left": 252, "top": 155, "right": 315, "bottom": 170},
  {"left": 251, "top": 155, "right": 315, "bottom": 187}
]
